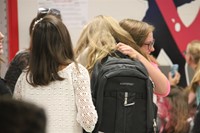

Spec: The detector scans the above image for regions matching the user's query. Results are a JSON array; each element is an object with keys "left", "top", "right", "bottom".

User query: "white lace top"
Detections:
[{"left": 13, "top": 63, "right": 98, "bottom": 133}]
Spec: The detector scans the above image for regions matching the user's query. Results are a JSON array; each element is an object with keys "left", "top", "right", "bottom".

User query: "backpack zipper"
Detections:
[
  {"left": 153, "top": 118, "right": 157, "bottom": 133},
  {"left": 124, "top": 92, "right": 135, "bottom": 106}
]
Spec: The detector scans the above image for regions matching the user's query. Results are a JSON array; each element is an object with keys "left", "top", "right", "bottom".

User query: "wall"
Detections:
[
  {"left": 17, "top": 0, "right": 200, "bottom": 48},
  {"left": 7, "top": 0, "right": 200, "bottom": 86},
  {"left": 0, "top": 0, "right": 9, "bottom": 76},
  {"left": 17, "top": 0, "right": 148, "bottom": 49},
  {"left": 18, "top": 0, "right": 38, "bottom": 50}
]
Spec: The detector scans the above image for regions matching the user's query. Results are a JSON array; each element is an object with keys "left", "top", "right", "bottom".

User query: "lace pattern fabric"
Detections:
[{"left": 13, "top": 63, "right": 97, "bottom": 133}]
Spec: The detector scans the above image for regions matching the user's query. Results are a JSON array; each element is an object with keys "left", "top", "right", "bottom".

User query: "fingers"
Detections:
[
  {"left": 116, "top": 42, "right": 140, "bottom": 59},
  {"left": 168, "top": 71, "right": 181, "bottom": 85},
  {"left": 176, "top": 72, "right": 181, "bottom": 83},
  {"left": 175, "top": 71, "right": 181, "bottom": 80},
  {"left": 116, "top": 42, "right": 126, "bottom": 47},
  {"left": 117, "top": 43, "right": 129, "bottom": 54},
  {"left": 117, "top": 43, "right": 132, "bottom": 51}
]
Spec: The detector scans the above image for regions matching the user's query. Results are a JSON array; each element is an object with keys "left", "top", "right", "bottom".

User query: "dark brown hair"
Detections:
[
  {"left": 29, "top": 8, "right": 62, "bottom": 36},
  {"left": 0, "top": 97, "right": 46, "bottom": 133},
  {"left": 28, "top": 15, "right": 75, "bottom": 86},
  {"left": 164, "top": 86, "right": 190, "bottom": 133}
]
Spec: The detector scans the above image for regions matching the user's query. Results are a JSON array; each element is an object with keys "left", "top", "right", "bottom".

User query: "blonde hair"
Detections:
[
  {"left": 187, "top": 40, "right": 200, "bottom": 92},
  {"left": 119, "top": 19, "right": 155, "bottom": 47},
  {"left": 75, "top": 15, "right": 146, "bottom": 74}
]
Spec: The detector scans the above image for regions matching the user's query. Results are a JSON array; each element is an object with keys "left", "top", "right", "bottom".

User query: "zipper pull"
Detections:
[
  {"left": 124, "top": 92, "right": 128, "bottom": 105},
  {"left": 124, "top": 92, "right": 135, "bottom": 106}
]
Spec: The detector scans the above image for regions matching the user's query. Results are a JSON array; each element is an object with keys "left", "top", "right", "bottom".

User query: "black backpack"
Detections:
[{"left": 90, "top": 52, "right": 157, "bottom": 133}]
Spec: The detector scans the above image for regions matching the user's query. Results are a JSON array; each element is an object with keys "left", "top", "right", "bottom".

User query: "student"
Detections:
[
  {"left": 118, "top": 19, "right": 170, "bottom": 96},
  {"left": 13, "top": 15, "right": 97, "bottom": 133},
  {"left": 75, "top": 15, "right": 168, "bottom": 98},
  {"left": 186, "top": 40, "right": 200, "bottom": 107},
  {"left": 158, "top": 86, "right": 190, "bottom": 133},
  {"left": 75, "top": 15, "right": 146, "bottom": 75},
  {"left": 75, "top": 15, "right": 169, "bottom": 133},
  {"left": 0, "top": 32, "right": 12, "bottom": 96},
  {"left": 119, "top": 18, "right": 180, "bottom": 82},
  {"left": 0, "top": 97, "right": 46, "bottom": 133},
  {"left": 4, "top": 8, "right": 62, "bottom": 93},
  {"left": 185, "top": 40, "right": 200, "bottom": 133}
]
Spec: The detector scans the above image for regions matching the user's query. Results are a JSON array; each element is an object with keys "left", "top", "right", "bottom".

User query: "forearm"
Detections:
[
  {"left": 116, "top": 43, "right": 170, "bottom": 96},
  {"left": 136, "top": 54, "right": 170, "bottom": 96}
]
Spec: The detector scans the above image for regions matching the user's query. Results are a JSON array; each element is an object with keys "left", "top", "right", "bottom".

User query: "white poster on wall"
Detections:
[{"left": 37, "top": 0, "right": 88, "bottom": 28}]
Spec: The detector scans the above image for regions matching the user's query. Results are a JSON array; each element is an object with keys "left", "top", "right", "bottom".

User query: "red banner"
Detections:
[{"left": 7, "top": 0, "right": 19, "bottom": 62}]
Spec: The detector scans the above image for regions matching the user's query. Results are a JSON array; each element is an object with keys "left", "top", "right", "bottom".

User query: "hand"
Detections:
[
  {"left": 116, "top": 42, "right": 140, "bottom": 59},
  {"left": 168, "top": 71, "right": 181, "bottom": 86}
]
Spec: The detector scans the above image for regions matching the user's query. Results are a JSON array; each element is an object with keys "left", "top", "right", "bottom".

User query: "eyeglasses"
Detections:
[
  {"left": 38, "top": 8, "right": 61, "bottom": 17},
  {"left": 144, "top": 39, "right": 155, "bottom": 50}
]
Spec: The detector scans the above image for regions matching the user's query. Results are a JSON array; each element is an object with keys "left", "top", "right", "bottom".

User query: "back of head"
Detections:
[
  {"left": 29, "top": 8, "right": 62, "bottom": 35},
  {"left": 119, "top": 19, "right": 154, "bottom": 47},
  {"left": 167, "top": 86, "right": 188, "bottom": 111},
  {"left": 0, "top": 98, "right": 46, "bottom": 133},
  {"left": 187, "top": 40, "right": 200, "bottom": 92},
  {"left": 187, "top": 40, "right": 200, "bottom": 66},
  {"left": 29, "top": 15, "right": 74, "bottom": 86},
  {"left": 165, "top": 86, "right": 190, "bottom": 133},
  {"left": 75, "top": 15, "right": 144, "bottom": 74}
]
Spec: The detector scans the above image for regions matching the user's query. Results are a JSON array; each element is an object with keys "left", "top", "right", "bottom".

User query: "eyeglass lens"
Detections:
[{"left": 144, "top": 39, "right": 155, "bottom": 50}]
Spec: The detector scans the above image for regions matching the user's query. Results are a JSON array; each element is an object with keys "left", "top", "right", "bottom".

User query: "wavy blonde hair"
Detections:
[
  {"left": 75, "top": 15, "right": 146, "bottom": 74},
  {"left": 187, "top": 40, "right": 200, "bottom": 92}
]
